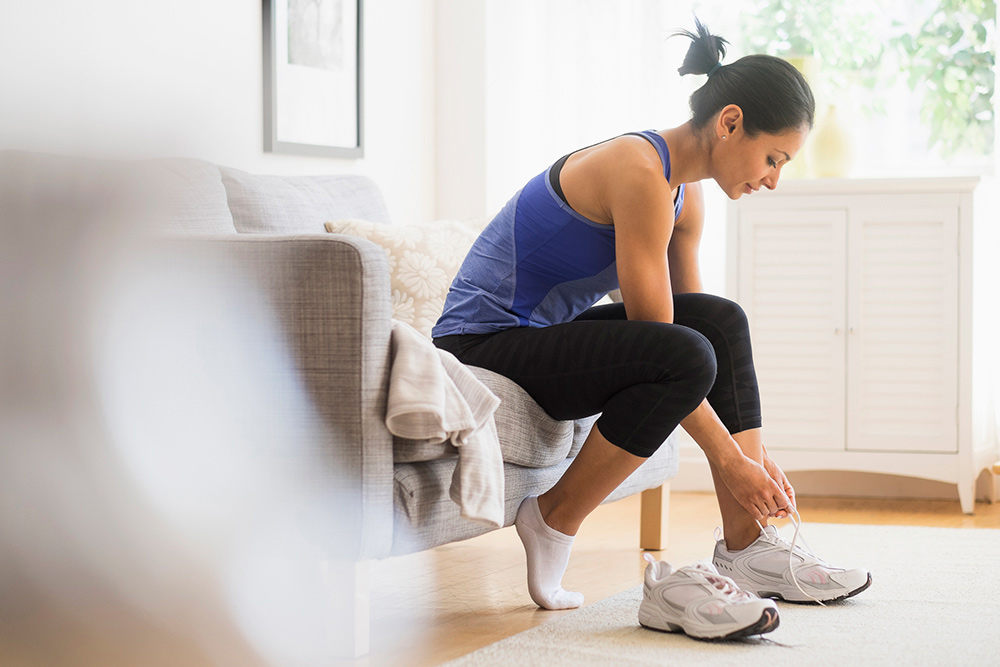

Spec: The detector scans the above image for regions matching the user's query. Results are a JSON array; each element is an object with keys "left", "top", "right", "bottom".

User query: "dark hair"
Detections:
[{"left": 674, "top": 18, "right": 815, "bottom": 136}]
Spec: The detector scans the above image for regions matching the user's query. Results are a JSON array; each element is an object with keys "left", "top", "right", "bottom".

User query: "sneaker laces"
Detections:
[
  {"left": 688, "top": 562, "right": 755, "bottom": 603},
  {"left": 756, "top": 509, "right": 826, "bottom": 606}
]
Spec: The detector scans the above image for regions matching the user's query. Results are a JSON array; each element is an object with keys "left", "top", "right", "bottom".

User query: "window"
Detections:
[{"left": 704, "top": 0, "right": 996, "bottom": 177}]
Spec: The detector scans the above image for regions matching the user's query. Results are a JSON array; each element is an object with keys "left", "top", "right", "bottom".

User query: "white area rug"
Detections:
[{"left": 443, "top": 524, "right": 1000, "bottom": 666}]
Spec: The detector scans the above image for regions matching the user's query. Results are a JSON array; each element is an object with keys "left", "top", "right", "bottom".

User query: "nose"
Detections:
[{"left": 762, "top": 168, "right": 781, "bottom": 191}]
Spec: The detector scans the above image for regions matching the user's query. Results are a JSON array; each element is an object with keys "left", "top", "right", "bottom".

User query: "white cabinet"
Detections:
[{"left": 728, "top": 178, "right": 996, "bottom": 513}]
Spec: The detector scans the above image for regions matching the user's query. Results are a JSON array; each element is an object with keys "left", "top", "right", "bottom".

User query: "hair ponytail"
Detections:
[
  {"left": 674, "top": 18, "right": 815, "bottom": 137},
  {"left": 674, "top": 17, "right": 728, "bottom": 77}
]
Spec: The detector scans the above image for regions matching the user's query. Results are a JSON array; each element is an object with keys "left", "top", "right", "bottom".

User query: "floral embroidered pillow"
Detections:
[{"left": 325, "top": 218, "right": 489, "bottom": 338}]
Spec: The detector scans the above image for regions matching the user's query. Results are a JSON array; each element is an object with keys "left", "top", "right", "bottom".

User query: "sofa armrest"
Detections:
[{"left": 166, "top": 232, "right": 395, "bottom": 560}]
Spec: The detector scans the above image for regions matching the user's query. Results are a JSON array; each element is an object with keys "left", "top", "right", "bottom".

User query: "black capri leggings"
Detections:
[{"left": 433, "top": 293, "right": 762, "bottom": 458}]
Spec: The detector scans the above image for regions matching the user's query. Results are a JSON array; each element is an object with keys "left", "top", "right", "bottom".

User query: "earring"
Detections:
[{"left": 721, "top": 135, "right": 727, "bottom": 140}]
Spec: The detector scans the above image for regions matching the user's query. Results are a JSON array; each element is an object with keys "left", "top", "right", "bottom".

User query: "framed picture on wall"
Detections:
[{"left": 263, "top": 0, "right": 364, "bottom": 158}]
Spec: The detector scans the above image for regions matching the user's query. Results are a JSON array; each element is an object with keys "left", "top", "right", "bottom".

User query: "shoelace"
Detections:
[
  {"left": 755, "top": 509, "right": 826, "bottom": 606},
  {"left": 689, "top": 562, "right": 755, "bottom": 602},
  {"left": 645, "top": 554, "right": 756, "bottom": 603}
]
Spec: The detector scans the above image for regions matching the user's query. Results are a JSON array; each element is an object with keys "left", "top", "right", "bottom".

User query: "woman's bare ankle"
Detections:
[
  {"left": 535, "top": 493, "right": 581, "bottom": 537},
  {"left": 723, "top": 522, "right": 765, "bottom": 551}
]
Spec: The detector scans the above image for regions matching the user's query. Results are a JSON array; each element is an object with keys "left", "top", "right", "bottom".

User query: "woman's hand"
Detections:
[
  {"left": 761, "top": 447, "right": 796, "bottom": 518},
  {"left": 717, "top": 454, "right": 792, "bottom": 521}
]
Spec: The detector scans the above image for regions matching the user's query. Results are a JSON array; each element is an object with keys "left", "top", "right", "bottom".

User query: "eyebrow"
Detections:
[{"left": 778, "top": 150, "right": 791, "bottom": 162}]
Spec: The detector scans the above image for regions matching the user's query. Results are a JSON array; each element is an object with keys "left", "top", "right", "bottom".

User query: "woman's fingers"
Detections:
[
  {"left": 786, "top": 482, "right": 797, "bottom": 510},
  {"left": 761, "top": 453, "right": 796, "bottom": 515},
  {"left": 753, "top": 487, "right": 787, "bottom": 520},
  {"left": 722, "top": 456, "right": 795, "bottom": 522}
]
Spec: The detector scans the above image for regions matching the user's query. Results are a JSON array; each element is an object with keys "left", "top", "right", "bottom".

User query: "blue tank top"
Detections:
[{"left": 432, "top": 130, "right": 685, "bottom": 337}]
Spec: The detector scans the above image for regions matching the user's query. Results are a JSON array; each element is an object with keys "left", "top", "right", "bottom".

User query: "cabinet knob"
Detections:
[{"left": 834, "top": 327, "right": 841, "bottom": 335}]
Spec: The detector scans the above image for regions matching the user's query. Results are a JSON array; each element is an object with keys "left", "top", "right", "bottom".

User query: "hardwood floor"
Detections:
[{"left": 349, "top": 493, "right": 1000, "bottom": 667}]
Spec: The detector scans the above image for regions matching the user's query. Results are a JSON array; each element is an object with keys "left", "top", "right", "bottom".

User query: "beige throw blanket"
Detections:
[{"left": 386, "top": 321, "right": 504, "bottom": 528}]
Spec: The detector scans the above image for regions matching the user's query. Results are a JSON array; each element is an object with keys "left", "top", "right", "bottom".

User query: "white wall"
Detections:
[
  {"left": 434, "top": 0, "right": 487, "bottom": 221},
  {"left": 0, "top": 0, "right": 436, "bottom": 223}
]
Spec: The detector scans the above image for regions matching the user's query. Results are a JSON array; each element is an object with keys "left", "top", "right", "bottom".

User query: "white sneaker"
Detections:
[
  {"left": 638, "top": 554, "right": 779, "bottom": 640},
  {"left": 713, "top": 525, "right": 872, "bottom": 603}
]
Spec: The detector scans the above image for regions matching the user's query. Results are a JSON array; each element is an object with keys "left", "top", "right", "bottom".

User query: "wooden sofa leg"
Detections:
[{"left": 640, "top": 483, "right": 670, "bottom": 551}]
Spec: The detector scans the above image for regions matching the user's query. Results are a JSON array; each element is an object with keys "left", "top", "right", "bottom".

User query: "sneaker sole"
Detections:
[
  {"left": 757, "top": 573, "right": 873, "bottom": 604},
  {"left": 639, "top": 607, "right": 779, "bottom": 641}
]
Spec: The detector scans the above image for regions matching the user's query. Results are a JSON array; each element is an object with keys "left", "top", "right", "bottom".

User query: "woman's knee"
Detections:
[
  {"left": 596, "top": 327, "right": 717, "bottom": 458},
  {"left": 675, "top": 327, "right": 717, "bottom": 400},
  {"left": 675, "top": 293, "right": 751, "bottom": 345},
  {"left": 643, "top": 325, "right": 717, "bottom": 399},
  {"left": 678, "top": 292, "right": 747, "bottom": 322},
  {"left": 715, "top": 296, "right": 750, "bottom": 334}
]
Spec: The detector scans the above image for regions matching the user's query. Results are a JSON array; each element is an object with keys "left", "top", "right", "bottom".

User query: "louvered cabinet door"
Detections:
[
  {"left": 738, "top": 210, "right": 847, "bottom": 451},
  {"left": 846, "top": 208, "right": 959, "bottom": 452}
]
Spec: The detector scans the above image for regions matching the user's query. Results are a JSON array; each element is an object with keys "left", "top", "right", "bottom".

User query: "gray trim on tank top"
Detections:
[
  {"left": 542, "top": 165, "right": 616, "bottom": 231},
  {"left": 528, "top": 261, "right": 619, "bottom": 327}
]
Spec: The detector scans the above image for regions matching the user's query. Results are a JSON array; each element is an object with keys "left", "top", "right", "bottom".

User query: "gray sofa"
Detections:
[{"left": 132, "top": 157, "right": 681, "bottom": 561}]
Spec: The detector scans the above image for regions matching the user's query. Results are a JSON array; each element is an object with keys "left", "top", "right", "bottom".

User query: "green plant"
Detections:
[
  {"left": 735, "top": 0, "right": 996, "bottom": 160},
  {"left": 737, "top": 0, "right": 889, "bottom": 105},
  {"left": 891, "top": 0, "right": 996, "bottom": 158}
]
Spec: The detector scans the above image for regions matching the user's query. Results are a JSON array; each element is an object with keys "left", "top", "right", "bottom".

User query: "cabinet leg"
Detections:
[
  {"left": 640, "top": 483, "right": 670, "bottom": 551},
  {"left": 958, "top": 483, "right": 975, "bottom": 515}
]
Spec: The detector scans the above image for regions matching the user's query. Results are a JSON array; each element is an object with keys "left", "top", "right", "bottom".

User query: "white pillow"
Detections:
[{"left": 325, "top": 217, "right": 489, "bottom": 338}]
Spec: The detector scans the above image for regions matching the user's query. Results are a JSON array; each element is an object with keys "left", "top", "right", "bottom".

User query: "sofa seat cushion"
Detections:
[
  {"left": 392, "top": 365, "right": 597, "bottom": 468},
  {"left": 480, "top": 367, "right": 599, "bottom": 467},
  {"left": 389, "top": 434, "right": 679, "bottom": 556},
  {"left": 221, "top": 168, "right": 390, "bottom": 233}
]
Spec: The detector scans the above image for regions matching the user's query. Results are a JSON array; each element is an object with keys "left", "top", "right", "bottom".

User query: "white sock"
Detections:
[{"left": 514, "top": 496, "right": 584, "bottom": 610}]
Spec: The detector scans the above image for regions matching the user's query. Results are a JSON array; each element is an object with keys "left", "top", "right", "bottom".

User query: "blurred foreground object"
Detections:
[{"left": 0, "top": 151, "right": 365, "bottom": 666}]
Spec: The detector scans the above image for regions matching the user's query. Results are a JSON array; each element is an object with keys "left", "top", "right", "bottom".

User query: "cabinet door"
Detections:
[
  {"left": 847, "top": 207, "right": 959, "bottom": 453},
  {"left": 739, "top": 209, "right": 847, "bottom": 451}
]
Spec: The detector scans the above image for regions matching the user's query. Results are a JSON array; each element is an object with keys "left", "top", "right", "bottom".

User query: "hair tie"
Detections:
[{"left": 708, "top": 62, "right": 723, "bottom": 77}]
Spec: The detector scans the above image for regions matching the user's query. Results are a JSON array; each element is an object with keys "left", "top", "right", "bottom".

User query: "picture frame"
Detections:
[{"left": 263, "top": 0, "right": 364, "bottom": 158}]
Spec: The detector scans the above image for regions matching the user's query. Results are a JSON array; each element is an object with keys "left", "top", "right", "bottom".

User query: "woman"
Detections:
[{"left": 432, "top": 20, "right": 871, "bottom": 630}]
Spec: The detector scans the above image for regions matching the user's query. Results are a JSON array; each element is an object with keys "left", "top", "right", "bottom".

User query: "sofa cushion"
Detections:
[
  {"left": 478, "top": 367, "right": 599, "bottom": 467},
  {"left": 389, "top": 434, "right": 679, "bottom": 556},
  {"left": 0, "top": 152, "right": 235, "bottom": 235},
  {"left": 139, "top": 158, "right": 235, "bottom": 234},
  {"left": 221, "top": 168, "right": 390, "bottom": 234},
  {"left": 326, "top": 217, "right": 488, "bottom": 338},
  {"left": 393, "top": 366, "right": 598, "bottom": 468}
]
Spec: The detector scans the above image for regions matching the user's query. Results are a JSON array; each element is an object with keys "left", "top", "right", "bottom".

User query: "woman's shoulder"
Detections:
[
  {"left": 558, "top": 132, "right": 674, "bottom": 226},
  {"left": 604, "top": 132, "right": 666, "bottom": 167},
  {"left": 575, "top": 133, "right": 671, "bottom": 190}
]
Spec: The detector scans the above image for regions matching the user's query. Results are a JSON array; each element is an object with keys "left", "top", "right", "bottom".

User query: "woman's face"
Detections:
[{"left": 714, "top": 123, "right": 808, "bottom": 200}]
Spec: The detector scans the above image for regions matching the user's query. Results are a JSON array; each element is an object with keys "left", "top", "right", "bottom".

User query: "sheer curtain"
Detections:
[{"left": 482, "top": 0, "right": 693, "bottom": 209}]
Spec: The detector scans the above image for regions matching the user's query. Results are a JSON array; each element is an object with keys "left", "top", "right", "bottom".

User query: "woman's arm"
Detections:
[
  {"left": 603, "top": 141, "right": 677, "bottom": 323},
  {"left": 664, "top": 182, "right": 792, "bottom": 518},
  {"left": 667, "top": 181, "right": 706, "bottom": 294}
]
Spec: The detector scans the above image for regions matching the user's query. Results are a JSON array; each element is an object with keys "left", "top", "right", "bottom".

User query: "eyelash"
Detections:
[{"left": 767, "top": 157, "right": 778, "bottom": 168}]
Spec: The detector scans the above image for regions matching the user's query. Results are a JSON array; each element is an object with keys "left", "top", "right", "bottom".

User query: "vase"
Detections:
[
  {"left": 810, "top": 104, "right": 855, "bottom": 178},
  {"left": 781, "top": 56, "right": 821, "bottom": 180}
]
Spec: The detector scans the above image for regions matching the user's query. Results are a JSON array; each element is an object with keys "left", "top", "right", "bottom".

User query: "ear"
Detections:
[{"left": 716, "top": 104, "right": 744, "bottom": 138}]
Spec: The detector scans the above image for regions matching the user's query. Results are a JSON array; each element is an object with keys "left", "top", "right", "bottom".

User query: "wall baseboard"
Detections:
[{"left": 672, "top": 434, "right": 998, "bottom": 503}]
